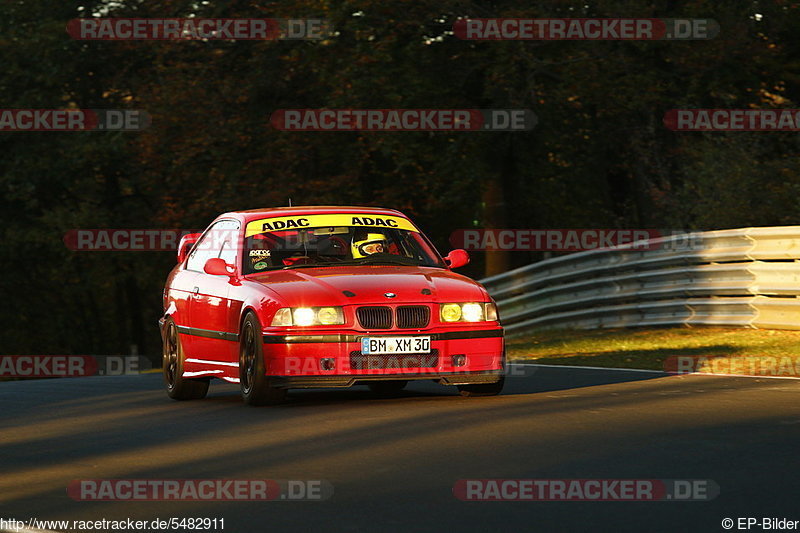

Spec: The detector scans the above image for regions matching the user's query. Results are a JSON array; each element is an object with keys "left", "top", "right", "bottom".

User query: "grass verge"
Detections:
[{"left": 506, "top": 327, "right": 800, "bottom": 371}]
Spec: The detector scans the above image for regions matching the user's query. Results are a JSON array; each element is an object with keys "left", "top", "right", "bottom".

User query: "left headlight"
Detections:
[
  {"left": 440, "top": 302, "right": 497, "bottom": 323},
  {"left": 270, "top": 307, "right": 345, "bottom": 326}
]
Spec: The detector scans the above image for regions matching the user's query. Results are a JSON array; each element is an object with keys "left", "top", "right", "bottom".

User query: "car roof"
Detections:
[{"left": 221, "top": 205, "right": 409, "bottom": 224}]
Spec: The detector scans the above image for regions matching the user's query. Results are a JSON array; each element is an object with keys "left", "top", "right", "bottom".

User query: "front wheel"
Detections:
[
  {"left": 457, "top": 377, "right": 504, "bottom": 397},
  {"left": 162, "top": 318, "right": 209, "bottom": 400},
  {"left": 239, "top": 312, "right": 287, "bottom": 406}
]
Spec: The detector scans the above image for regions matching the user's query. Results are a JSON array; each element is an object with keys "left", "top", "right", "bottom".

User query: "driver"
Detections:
[{"left": 351, "top": 232, "right": 388, "bottom": 259}]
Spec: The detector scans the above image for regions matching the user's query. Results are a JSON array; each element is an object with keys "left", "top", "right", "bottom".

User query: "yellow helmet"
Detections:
[{"left": 352, "top": 232, "right": 387, "bottom": 259}]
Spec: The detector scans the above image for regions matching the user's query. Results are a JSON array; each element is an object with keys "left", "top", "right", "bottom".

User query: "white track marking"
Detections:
[{"left": 512, "top": 362, "right": 800, "bottom": 380}]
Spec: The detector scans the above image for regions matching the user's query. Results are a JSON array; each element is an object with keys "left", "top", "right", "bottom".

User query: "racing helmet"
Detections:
[{"left": 352, "top": 232, "right": 387, "bottom": 259}]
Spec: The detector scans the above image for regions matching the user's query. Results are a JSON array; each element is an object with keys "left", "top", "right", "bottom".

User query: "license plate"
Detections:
[{"left": 361, "top": 336, "right": 431, "bottom": 355}]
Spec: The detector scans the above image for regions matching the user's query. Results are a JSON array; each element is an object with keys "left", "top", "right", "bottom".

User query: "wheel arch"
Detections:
[{"left": 239, "top": 305, "right": 262, "bottom": 334}]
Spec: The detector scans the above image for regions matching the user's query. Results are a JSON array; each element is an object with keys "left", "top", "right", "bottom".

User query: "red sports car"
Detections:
[{"left": 159, "top": 206, "right": 505, "bottom": 405}]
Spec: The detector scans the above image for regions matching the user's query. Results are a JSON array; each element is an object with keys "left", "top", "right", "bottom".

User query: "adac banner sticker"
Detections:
[{"left": 245, "top": 214, "right": 419, "bottom": 237}]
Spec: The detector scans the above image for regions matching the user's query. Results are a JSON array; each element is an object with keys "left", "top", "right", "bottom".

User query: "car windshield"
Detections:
[{"left": 242, "top": 224, "right": 445, "bottom": 274}]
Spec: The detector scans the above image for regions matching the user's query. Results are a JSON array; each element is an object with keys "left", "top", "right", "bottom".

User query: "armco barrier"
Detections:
[{"left": 479, "top": 227, "right": 800, "bottom": 337}]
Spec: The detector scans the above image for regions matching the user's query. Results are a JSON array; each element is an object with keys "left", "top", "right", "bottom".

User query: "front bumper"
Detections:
[
  {"left": 261, "top": 327, "right": 504, "bottom": 383},
  {"left": 269, "top": 370, "right": 504, "bottom": 389}
]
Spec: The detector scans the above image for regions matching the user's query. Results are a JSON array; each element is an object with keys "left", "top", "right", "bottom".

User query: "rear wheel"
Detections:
[
  {"left": 367, "top": 380, "right": 408, "bottom": 395},
  {"left": 163, "top": 318, "right": 209, "bottom": 400},
  {"left": 240, "top": 312, "right": 286, "bottom": 406},
  {"left": 457, "top": 377, "right": 505, "bottom": 397}
]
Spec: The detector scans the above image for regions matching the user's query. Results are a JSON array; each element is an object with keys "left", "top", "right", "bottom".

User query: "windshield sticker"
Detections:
[{"left": 245, "top": 214, "right": 418, "bottom": 237}]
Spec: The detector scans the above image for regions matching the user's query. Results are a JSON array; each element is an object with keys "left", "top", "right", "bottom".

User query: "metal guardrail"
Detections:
[{"left": 480, "top": 226, "right": 800, "bottom": 337}]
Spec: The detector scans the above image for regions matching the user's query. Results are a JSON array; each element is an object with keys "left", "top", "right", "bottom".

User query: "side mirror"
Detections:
[
  {"left": 177, "top": 233, "right": 201, "bottom": 264},
  {"left": 204, "top": 257, "right": 236, "bottom": 277},
  {"left": 444, "top": 249, "right": 470, "bottom": 269}
]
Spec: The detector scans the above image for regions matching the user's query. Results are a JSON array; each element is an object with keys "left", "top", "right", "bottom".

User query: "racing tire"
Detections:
[
  {"left": 239, "top": 312, "right": 287, "bottom": 406},
  {"left": 163, "top": 318, "right": 210, "bottom": 400},
  {"left": 367, "top": 380, "right": 408, "bottom": 395},
  {"left": 457, "top": 377, "right": 505, "bottom": 397}
]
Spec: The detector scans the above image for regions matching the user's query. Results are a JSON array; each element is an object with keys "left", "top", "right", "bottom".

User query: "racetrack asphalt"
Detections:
[{"left": 1, "top": 365, "right": 799, "bottom": 533}]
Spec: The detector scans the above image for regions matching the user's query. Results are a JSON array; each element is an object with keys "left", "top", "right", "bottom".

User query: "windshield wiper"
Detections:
[
  {"left": 277, "top": 257, "right": 426, "bottom": 269},
  {"left": 280, "top": 263, "right": 340, "bottom": 270},
  {"left": 342, "top": 258, "right": 419, "bottom": 266},
  {"left": 359, "top": 259, "right": 419, "bottom": 266},
  {"left": 365, "top": 255, "right": 421, "bottom": 264}
]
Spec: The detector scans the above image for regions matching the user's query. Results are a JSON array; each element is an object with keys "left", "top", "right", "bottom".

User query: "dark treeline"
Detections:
[{"left": 1, "top": 0, "right": 799, "bottom": 357}]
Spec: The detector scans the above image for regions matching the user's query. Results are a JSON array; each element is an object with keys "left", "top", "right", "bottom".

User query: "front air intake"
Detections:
[
  {"left": 356, "top": 306, "right": 393, "bottom": 329},
  {"left": 396, "top": 306, "right": 430, "bottom": 329}
]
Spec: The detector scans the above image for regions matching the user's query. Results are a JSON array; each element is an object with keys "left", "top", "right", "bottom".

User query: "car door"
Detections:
[
  {"left": 166, "top": 267, "right": 199, "bottom": 356},
  {"left": 184, "top": 219, "right": 241, "bottom": 366}
]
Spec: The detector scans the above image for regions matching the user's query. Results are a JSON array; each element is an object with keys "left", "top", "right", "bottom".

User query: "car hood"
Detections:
[{"left": 246, "top": 266, "right": 488, "bottom": 306}]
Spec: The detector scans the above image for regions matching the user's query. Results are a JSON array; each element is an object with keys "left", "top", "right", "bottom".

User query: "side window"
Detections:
[{"left": 186, "top": 220, "right": 240, "bottom": 272}]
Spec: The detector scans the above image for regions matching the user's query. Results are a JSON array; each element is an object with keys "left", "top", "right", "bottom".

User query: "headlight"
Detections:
[
  {"left": 271, "top": 308, "right": 293, "bottom": 327},
  {"left": 317, "top": 307, "right": 343, "bottom": 325},
  {"left": 440, "top": 303, "right": 462, "bottom": 322},
  {"left": 439, "top": 302, "right": 498, "bottom": 323},
  {"left": 462, "top": 303, "right": 484, "bottom": 322},
  {"left": 486, "top": 301, "right": 498, "bottom": 321},
  {"left": 271, "top": 307, "right": 345, "bottom": 326},
  {"left": 293, "top": 308, "right": 316, "bottom": 326}
]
